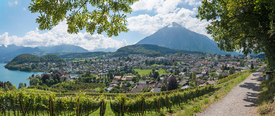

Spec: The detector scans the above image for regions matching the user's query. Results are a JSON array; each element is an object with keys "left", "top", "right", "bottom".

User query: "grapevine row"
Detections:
[
  {"left": 0, "top": 91, "right": 106, "bottom": 116},
  {"left": 110, "top": 85, "right": 214, "bottom": 115}
]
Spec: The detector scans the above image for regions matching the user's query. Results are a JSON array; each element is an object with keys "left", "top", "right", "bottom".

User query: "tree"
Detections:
[
  {"left": 30, "top": 78, "right": 40, "bottom": 86},
  {"left": 153, "top": 71, "right": 159, "bottom": 79},
  {"left": 109, "top": 86, "right": 124, "bottom": 93},
  {"left": 197, "top": 0, "right": 275, "bottom": 71},
  {"left": 29, "top": 0, "right": 138, "bottom": 37},
  {"left": 218, "top": 74, "right": 224, "bottom": 80},
  {"left": 160, "top": 85, "right": 167, "bottom": 91},
  {"left": 41, "top": 74, "right": 50, "bottom": 83},
  {"left": 18, "top": 83, "right": 24, "bottom": 89},
  {"left": 251, "top": 62, "right": 254, "bottom": 69},
  {"left": 167, "top": 76, "right": 178, "bottom": 91},
  {"left": 99, "top": 87, "right": 104, "bottom": 93},
  {"left": 229, "top": 67, "right": 235, "bottom": 75},
  {"left": 225, "top": 54, "right": 231, "bottom": 58}
]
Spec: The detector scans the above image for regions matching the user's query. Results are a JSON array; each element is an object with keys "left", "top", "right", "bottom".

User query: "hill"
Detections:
[
  {"left": 137, "top": 22, "right": 239, "bottom": 55},
  {"left": 39, "top": 44, "right": 89, "bottom": 53},
  {"left": 112, "top": 44, "right": 201, "bottom": 57},
  {"left": 0, "top": 46, "right": 48, "bottom": 63},
  {"left": 58, "top": 52, "right": 111, "bottom": 61},
  {"left": 5, "top": 54, "right": 65, "bottom": 71}
]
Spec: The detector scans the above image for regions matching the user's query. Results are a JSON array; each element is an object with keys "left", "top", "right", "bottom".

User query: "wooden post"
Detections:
[
  {"left": 121, "top": 98, "right": 124, "bottom": 116},
  {"left": 100, "top": 99, "right": 104, "bottom": 116},
  {"left": 177, "top": 94, "right": 181, "bottom": 107},
  {"left": 19, "top": 94, "right": 25, "bottom": 116},
  {"left": 77, "top": 98, "right": 80, "bottom": 116},
  {"left": 49, "top": 96, "right": 53, "bottom": 116},
  {"left": 142, "top": 98, "right": 144, "bottom": 116},
  {"left": 166, "top": 95, "right": 170, "bottom": 111},
  {"left": 158, "top": 98, "right": 160, "bottom": 113}
]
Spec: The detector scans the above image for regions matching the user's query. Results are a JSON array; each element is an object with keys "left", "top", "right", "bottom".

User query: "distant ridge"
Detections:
[
  {"left": 137, "top": 22, "right": 239, "bottom": 55},
  {"left": 112, "top": 44, "right": 201, "bottom": 57},
  {"left": 39, "top": 44, "right": 89, "bottom": 53}
]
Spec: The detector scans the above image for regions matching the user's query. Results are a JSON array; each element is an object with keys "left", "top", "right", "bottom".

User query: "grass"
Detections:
[
  {"left": 134, "top": 68, "right": 167, "bottom": 75},
  {"left": 257, "top": 68, "right": 275, "bottom": 115},
  {"left": 18, "top": 88, "right": 57, "bottom": 94}
]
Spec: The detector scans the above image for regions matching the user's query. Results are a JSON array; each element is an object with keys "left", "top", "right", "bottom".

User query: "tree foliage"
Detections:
[
  {"left": 197, "top": 0, "right": 275, "bottom": 71},
  {"left": 109, "top": 86, "right": 124, "bottom": 93},
  {"left": 167, "top": 76, "right": 178, "bottom": 90},
  {"left": 28, "top": 0, "right": 139, "bottom": 37}
]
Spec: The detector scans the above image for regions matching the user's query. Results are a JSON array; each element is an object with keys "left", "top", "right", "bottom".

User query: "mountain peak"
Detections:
[
  {"left": 137, "top": 23, "right": 239, "bottom": 55},
  {"left": 168, "top": 22, "right": 182, "bottom": 28}
]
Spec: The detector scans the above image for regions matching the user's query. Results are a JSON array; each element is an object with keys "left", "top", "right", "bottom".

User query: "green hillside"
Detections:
[
  {"left": 5, "top": 54, "right": 65, "bottom": 71},
  {"left": 58, "top": 52, "right": 111, "bottom": 61},
  {"left": 112, "top": 44, "right": 201, "bottom": 57}
]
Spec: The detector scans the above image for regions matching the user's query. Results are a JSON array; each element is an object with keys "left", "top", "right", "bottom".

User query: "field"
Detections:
[{"left": 134, "top": 68, "right": 167, "bottom": 75}]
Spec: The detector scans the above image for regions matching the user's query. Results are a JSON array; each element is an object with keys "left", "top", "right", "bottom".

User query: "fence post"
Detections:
[
  {"left": 158, "top": 98, "right": 160, "bottom": 113},
  {"left": 49, "top": 96, "right": 53, "bottom": 116},
  {"left": 177, "top": 94, "right": 181, "bottom": 106},
  {"left": 77, "top": 98, "right": 80, "bottom": 116},
  {"left": 121, "top": 98, "right": 124, "bottom": 116},
  {"left": 100, "top": 99, "right": 104, "bottom": 116},
  {"left": 19, "top": 94, "right": 25, "bottom": 116},
  {"left": 166, "top": 95, "right": 170, "bottom": 111},
  {"left": 142, "top": 98, "right": 145, "bottom": 116}
]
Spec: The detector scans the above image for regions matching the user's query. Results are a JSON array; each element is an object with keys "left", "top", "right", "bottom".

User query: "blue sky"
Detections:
[{"left": 0, "top": 0, "right": 209, "bottom": 51}]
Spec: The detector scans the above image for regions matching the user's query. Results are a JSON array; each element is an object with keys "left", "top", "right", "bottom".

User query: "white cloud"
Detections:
[
  {"left": 131, "top": 0, "right": 183, "bottom": 14},
  {"left": 128, "top": 0, "right": 210, "bottom": 38},
  {"left": 0, "top": 21, "right": 128, "bottom": 51},
  {"left": 184, "top": 0, "right": 201, "bottom": 6},
  {"left": 128, "top": 8, "right": 209, "bottom": 35},
  {"left": 8, "top": 1, "right": 18, "bottom": 6},
  {"left": 23, "top": 7, "right": 26, "bottom": 10}
]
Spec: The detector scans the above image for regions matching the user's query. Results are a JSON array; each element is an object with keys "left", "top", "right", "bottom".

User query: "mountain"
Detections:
[
  {"left": 0, "top": 46, "right": 47, "bottom": 63},
  {"left": 58, "top": 52, "right": 111, "bottom": 61},
  {"left": 39, "top": 44, "right": 89, "bottom": 53},
  {"left": 137, "top": 22, "right": 239, "bottom": 55},
  {"left": 91, "top": 48, "right": 117, "bottom": 52},
  {"left": 112, "top": 44, "right": 201, "bottom": 57}
]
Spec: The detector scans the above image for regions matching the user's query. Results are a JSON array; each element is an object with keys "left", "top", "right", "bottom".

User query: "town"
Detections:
[{"left": 25, "top": 53, "right": 264, "bottom": 94}]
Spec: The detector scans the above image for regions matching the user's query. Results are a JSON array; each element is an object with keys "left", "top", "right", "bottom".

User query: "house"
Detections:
[
  {"left": 139, "top": 81, "right": 146, "bottom": 85},
  {"left": 114, "top": 76, "right": 122, "bottom": 80},
  {"left": 221, "top": 72, "right": 230, "bottom": 77},
  {"left": 130, "top": 85, "right": 148, "bottom": 93},
  {"left": 179, "top": 80, "right": 188, "bottom": 86},
  {"left": 181, "top": 85, "right": 190, "bottom": 89},
  {"left": 121, "top": 87, "right": 129, "bottom": 92},
  {"left": 105, "top": 87, "right": 113, "bottom": 92},
  {"left": 205, "top": 81, "right": 215, "bottom": 85},
  {"left": 110, "top": 80, "right": 119, "bottom": 84},
  {"left": 121, "top": 76, "right": 133, "bottom": 81},
  {"left": 216, "top": 69, "right": 222, "bottom": 75}
]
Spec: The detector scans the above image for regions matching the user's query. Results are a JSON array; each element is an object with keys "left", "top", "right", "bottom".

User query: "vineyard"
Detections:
[
  {"left": 0, "top": 85, "right": 214, "bottom": 116},
  {"left": 0, "top": 69, "right": 255, "bottom": 116}
]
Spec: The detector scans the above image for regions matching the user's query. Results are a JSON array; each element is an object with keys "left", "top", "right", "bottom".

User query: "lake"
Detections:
[{"left": 0, "top": 63, "right": 43, "bottom": 88}]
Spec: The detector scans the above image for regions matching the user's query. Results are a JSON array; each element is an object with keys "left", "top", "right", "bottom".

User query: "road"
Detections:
[{"left": 197, "top": 67, "right": 265, "bottom": 116}]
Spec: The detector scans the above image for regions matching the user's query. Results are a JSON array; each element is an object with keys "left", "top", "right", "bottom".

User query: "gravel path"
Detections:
[{"left": 197, "top": 67, "right": 266, "bottom": 116}]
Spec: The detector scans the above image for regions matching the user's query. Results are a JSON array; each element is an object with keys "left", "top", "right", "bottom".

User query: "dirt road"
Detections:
[{"left": 197, "top": 67, "right": 265, "bottom": 116}]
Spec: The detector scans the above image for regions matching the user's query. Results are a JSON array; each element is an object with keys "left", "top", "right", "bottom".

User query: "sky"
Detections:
[{"left": 0, "top": 0, "right": 210, "bottom": 51}]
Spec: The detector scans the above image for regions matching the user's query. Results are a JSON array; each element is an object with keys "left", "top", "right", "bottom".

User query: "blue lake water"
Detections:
[{"left": 0, "top": 63, "right": 43, "bottom": 88}]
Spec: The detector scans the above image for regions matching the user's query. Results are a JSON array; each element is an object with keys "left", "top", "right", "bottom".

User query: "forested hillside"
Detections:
[
  {"left": 4, "top": 54, "right": 65, "bottom": 71},
  {"left": 112, "top": 44, "right": 201, "bottom": 57}
]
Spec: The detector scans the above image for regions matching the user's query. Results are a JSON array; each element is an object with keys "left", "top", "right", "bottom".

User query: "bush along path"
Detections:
[{"left": 197, "top": 66, "right": 266, "bottom": 116}]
